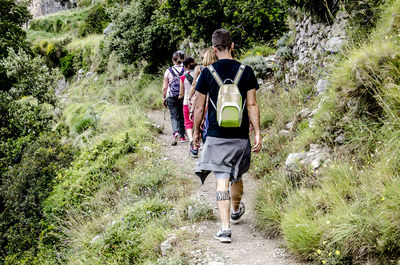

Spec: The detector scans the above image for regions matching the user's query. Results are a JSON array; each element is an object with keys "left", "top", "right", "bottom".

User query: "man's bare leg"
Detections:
[
  {"left": 230, "top": 179, "right": 243, "bottom": 212},
  {"left": 216, "top": 177, "right": 230, "bottom": 230}
]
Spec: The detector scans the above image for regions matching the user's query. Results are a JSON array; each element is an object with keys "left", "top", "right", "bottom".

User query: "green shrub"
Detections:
[
  {"left": 0, "top": 47, "right": 67, "bottom": 262},
  {"left": 164, "top": 0, "right": 287, "bottom": 47},
  {"left": 43, "top": 129, "right": 145, "bottom": 215},
  {"left": 276, "top": 46, "right": 293, "bottom": 60},
  {"left": 240, "top": 44, "right": 276, "bottom": 60},
  {"left": 1, "top": 48, "right": 59, "bottom": 105},
  {"left": 0, "top": 0, "right": 31, "bottom": 59},
  {"left": 241, "top": 55, "right": 270, "bottom": 79},
  {"left": 78, "top": 4, "right": 110, "bottom": 37},
  {"left": 107, "top": 0, "right": 287, "bottom": 72},
  {"left": 0, "top": 48, "right": 59, "bottom": 173},
  {"left": 0, "top": 133, "right": 75, "bottom": 261},
  {"left": 106, "top": 0, "right": 181, "bottom": 72},
  {"left": 60, "top": 52, "right": 75, "bottom": 77},
  {"left": 0, "top": 0, "right": 31, "bottom": 89}
]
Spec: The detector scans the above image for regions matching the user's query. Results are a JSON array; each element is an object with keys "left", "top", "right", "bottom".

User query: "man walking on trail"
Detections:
[{"left": 193, "top": 29, "right": 262, "bottom": 243}]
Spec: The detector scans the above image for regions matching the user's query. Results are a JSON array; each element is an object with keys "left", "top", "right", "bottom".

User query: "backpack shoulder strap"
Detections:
[
  {"left": 168, "top": 67, "right": 177, "bottom": 77},
  {"left": 179, "top": 67, "right": 185, "bottom": 76},
  {"left": 207, "top": 65, "right": 224, "bottom": 87},
  {"left": 233, "top": 64, "right": 246, "bottom": 85},
  {"left": 185, "top": 72, "right": 194, "bottom": 84}
]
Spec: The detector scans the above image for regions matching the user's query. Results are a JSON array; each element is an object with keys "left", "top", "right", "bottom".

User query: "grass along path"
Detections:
[{"left": 146, "top": 109, "right": 313, "bottom": 265}]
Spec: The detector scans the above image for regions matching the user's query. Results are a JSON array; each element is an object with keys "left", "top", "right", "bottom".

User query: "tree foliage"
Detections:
[
  {"left": 0, "top": 0, "right": 31, "bottom": 90},
  {"left": 78, "top": 3, "right": 110, "bottom": 37},
  {"left": 0, "top": 134, "right": 75, "bottom": 260},
  {"left": 0, "top": 49, "right": 65, "bottom": 261},
  {"left": 106, "top": 0, "right": 181, "bottom": 72},
  {"left": 106, "top": 0, "right": 287, "bottom": 72},
  {"left": 1, "top": 48, "right": 59, "bottom": 105},
  {"left": 0, "top": 0, "right": 31, "bottom": 59}
]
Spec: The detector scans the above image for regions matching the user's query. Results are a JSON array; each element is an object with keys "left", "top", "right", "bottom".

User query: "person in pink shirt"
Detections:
[{"left": 178, "top": 57, "right": 198, "bottom": 157}]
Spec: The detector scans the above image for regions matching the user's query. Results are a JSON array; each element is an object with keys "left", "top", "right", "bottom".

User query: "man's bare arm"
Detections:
[
  {"left": 193, "top": 92, "right": 206, "bottom": 146},
  {"left": 189, "top": 66, "right": 201, "bottom": 99},
  {"left": 246, "top": 89, "right": 262, "bottom": 153}
]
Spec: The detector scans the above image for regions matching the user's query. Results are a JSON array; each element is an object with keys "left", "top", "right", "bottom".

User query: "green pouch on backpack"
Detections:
[{"left": 208, "top": 64, "right": 246, "bottom": 128}]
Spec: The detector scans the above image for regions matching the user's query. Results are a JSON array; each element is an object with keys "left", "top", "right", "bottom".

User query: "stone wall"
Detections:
[
  {"left": 285, "top": 10, "right": 349, "bottom": 86},
  {"left": 29, "top": 0, "right": 77, "bottom": 18}
]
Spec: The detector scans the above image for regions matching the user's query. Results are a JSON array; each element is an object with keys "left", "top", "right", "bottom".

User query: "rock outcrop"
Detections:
[
  {"left": 282, "top": 10, "right": 350, "bottom": 85},
  {"left": 285, "top": 144, "right": 332, "bottom": 174},
  {"left": 28, "top": 0, "right": 77, "bottom": 18}
]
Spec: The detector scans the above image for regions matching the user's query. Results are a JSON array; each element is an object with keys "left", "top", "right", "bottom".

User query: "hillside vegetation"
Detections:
[
  {"left": 1, "top": 0, "right": 400, "bottom": 264},
  {"left": 253, "top": 1, "right": 400, "bottom": 264}
]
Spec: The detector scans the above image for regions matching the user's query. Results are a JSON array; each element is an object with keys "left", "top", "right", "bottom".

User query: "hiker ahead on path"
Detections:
[
  {"left": 189, "top": 49, "right": 218, "bottom": 143},
  {"left": 162, "top": 51, "right": 187, "bottom": 146},
  {"left": 178, "top": 57, "right": 198, "bottom": 157},
  {"left": 193, "top": 29, "right": 262, "bottom": 243}
]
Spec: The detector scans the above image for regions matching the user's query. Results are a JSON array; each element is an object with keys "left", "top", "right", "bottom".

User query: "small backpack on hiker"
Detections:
[
  {"left": 168, "top": 66, "right": 185, "bottom": 97},
  {"left": 207, "top": 64, "right": 246, "bottom": 128}
]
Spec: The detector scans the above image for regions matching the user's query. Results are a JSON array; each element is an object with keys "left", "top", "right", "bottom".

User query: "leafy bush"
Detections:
[
  {"left": 31, "top": 38, "right": 71, "bottom": 69},
  {"left": 107, "top": 0, "right": 287, "bottom": 72},
  {"left": 0, "top": 47, "right": 64, "bottom": 262},
  {"left": 0, "top": 133, "right": 75, "bottom": 261},
  {"left": 0, "top": 0, "right": 31, "bottom": 89},
  {"left": 0, "top": 97, "right": 54, "bottom": 171},
  {"left": 0, "top": 0, "right": 31, "bottom": 59},
  {"left": 222, "top": 0, "right": 287, "bottom": 46},
  {"left": 163, "top": 0, "right": 287, "bottom": 47},
  {"left": 60, "top": 52, "right": 75, "bottom": 77},
  {"left": 240, "top": 44, "right": 275, "bottom": 59},
  {"left": 78, "top": 4, "right": 110, "bottom": 37},
  {"left": 106, "top": 0, "right": 181, "bottom": 72},
  {"left": 277, "top": 46, "right": 293, "bottom": 60},
  {"left": 1, "top": 48, "right": 59, "bottom": 105},
  {"left": 0, "top": 49, "right": 60, "bottom": 173},
  {"left": 242, "top": 55, "right": 270, "bottom": 79}
]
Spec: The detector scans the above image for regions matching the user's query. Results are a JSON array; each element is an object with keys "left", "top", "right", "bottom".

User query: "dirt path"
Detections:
[{"left": 146, "top": 110, "right": 312, "bottom": 265}]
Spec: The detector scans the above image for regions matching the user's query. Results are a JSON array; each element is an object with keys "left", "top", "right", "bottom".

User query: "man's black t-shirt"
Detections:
[{"left": 195, "top": 59, "right": 259, "bottom": 139}]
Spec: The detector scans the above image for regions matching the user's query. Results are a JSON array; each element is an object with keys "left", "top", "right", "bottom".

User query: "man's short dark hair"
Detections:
[{"left": 212, "top": 29, "right": 232, "bottom": 51}]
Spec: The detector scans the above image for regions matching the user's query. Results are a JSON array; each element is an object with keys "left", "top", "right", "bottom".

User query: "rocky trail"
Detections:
[{"left": 146, "top": 110, "right": 313, "bottom": 265}]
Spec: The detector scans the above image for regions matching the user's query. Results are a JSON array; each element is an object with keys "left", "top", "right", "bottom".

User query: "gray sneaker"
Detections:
[
  {"left": 171, "top": 132, "right": 179, "bottom": 146},
  {"left": 230, "top": 202, "right": 245, "bottom": 224},
  {"left": 214, "top": 228, "right": 231, "bottom": 243}
]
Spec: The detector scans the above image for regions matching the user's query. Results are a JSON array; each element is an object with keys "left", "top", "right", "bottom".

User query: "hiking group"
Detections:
[{"left": 162, "top": 29, "right": 262, "bottom": 243}]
